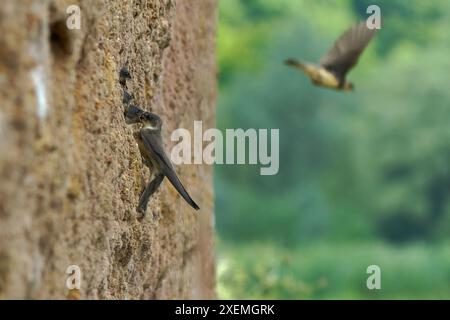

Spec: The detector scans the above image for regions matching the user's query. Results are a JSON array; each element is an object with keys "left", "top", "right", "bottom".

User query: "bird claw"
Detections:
[{"left": 136, "top": 206, "right": 146, "bottom": 219}]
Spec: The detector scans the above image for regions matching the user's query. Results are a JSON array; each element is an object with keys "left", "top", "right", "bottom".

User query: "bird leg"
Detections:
[{"left": 137, "top": 173, "right": 165, "bottom": 217}]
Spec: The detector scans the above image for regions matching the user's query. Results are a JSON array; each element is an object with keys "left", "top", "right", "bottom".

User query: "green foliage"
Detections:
[
  {"left": 218, "top": 0, "right": 287, "bottom": 87},
  {"left": 216, "top": 0, "right": 450, "bottom": 298},
  {"left": 352, "top": 1, "right": 449, "bottom": 55},
  {"left": 218, "top": 242, "right": 450, "bottom": 299}
]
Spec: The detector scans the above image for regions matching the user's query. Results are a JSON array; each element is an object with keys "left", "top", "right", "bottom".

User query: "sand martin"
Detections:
[
  {"left": 119, "top": 68, "right": 199, "bottom": 216},
  {"left": 285, "top": 21, "right": 377, "bottom": 91}
]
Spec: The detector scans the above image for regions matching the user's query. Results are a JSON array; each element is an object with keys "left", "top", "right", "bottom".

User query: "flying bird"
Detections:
[
  {"left": 120, "top": 68, "right": 200, "bottom": 216},
  {"left": 285, "top": 21, "right": 378, "bottom": 91}
]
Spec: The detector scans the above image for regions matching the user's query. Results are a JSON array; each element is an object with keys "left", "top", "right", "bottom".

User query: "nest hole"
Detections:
[{"left": 49, "top": 20, "right": 73, "bottom": 58}]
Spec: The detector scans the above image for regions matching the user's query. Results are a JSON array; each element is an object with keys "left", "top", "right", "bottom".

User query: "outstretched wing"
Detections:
[
  {"left": 140, "top": 128, "right": 200, "bottom": 210},
  {"left": 319, "top": 21, "right": 377, "bottom": 79}
]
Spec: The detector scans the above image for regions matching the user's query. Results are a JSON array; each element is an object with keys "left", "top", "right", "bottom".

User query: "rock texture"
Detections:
[{"left": 0, "top": 0, "right": 216, "bottom": 299}]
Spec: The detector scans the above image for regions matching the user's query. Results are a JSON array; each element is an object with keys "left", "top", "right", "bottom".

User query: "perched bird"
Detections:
[
  {"left": 124, "top": 107, "right": 200, "bottom": 215},
  {"left": 119, "top": 68, "right": 199, "bottom": 215},
  {"left": 285, "top": 21, "right": 377, "bottom": 91}
]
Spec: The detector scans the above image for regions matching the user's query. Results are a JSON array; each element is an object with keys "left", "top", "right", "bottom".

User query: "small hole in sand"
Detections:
[{"left": 49, "top": 20, "right": 73, "bottom": 58}]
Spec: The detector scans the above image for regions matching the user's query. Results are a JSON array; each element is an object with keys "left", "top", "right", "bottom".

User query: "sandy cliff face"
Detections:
[{"left": 0, "top": 0, "right": 216, "bottom": 299}]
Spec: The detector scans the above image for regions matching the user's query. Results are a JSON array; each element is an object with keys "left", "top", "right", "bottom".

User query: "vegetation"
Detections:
[
  {"left": 216, "top": 0, "right": 450, "bottom": 299},
  {"left": 217, "top": 242, "right": 450, "bottom": 299}
]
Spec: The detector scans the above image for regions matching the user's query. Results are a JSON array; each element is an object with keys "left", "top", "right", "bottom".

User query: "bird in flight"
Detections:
[{"left": 285, "top": 21, "right": 378, "bottom": 91}]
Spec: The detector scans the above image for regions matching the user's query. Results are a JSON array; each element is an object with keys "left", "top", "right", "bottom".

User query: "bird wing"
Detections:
[
  {"left": 319, "top": 21, "right": 377, "bottom": 79},
  {"left": 140, "top": 128, "right": 200, "bottom": 210}
]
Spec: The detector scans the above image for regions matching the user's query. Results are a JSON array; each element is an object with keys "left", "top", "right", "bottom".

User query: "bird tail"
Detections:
[
  {"left": 284, "top": 58, "right": 307, "bottom": 70},
  {"left": 165, "top": 171, "right": 200, "bottom": 211}
]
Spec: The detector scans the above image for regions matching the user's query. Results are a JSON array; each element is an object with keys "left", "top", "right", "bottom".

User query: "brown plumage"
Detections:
[
  {"left": 285, "top": 21, "right": 378, "bottom": 91},
  {"left": 125, "top": 109, "right": 200, "bottom": 215},
  {"left": 120, "top": 68, "right": 199, "bottom": 217}
]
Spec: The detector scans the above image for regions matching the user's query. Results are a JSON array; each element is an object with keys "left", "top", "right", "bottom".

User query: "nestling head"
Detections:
[{"left": 119, "top": 68, "right": 132, "bottom": 80}]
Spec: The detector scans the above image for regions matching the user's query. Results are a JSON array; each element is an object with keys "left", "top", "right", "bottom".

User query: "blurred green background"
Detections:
[{"left": 214, "top": 0, "right": 450, "bottom": 299}]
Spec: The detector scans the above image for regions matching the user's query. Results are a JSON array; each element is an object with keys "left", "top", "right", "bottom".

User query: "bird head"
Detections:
[
  {"left": 124, "top": 105, "right": 145, "bottom": 124},
  {"left": 119, "top": 68, "right": 132, "bottom": 81},
  {"left": 119, "top": 68, "right": 132, "bottom": 86},
  {"left": 139, "top": 112, "right": 162, "bottom": 130}
]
